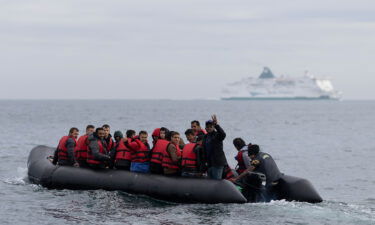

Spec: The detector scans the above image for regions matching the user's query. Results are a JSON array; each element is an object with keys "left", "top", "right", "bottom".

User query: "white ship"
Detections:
[{"left": 221, "top": 67, "right": 341, "bottom": 100}]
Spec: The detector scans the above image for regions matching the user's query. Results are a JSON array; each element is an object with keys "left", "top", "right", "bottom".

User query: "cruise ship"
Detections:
[{"left": 221, "top": 67, "right": 341, "bottom": 100}]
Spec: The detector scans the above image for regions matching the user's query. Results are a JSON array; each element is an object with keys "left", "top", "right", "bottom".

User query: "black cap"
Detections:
[
  {"left": 205, "top": 120, "right": 214, "bottom": 126},
  {"left": 248, "top": 144, "right": 260, "bottom": 156}
]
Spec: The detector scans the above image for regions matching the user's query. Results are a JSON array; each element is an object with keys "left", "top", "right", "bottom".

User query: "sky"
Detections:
[{"left": 0, "top": 0, "right": 374, "bottom": 100}]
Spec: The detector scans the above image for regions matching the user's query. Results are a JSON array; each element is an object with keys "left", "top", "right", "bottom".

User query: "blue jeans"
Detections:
[
  {"left": 208, "top": 166, "right": 224, "bottom": 180},
  {"left": 130, "top": 162, "right": 150, "bottom": 173}
]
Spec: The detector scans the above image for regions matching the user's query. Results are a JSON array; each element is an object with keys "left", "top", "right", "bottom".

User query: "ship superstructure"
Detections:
[{"left": 221, "top": 67, "right": 341, "bottom": 100}]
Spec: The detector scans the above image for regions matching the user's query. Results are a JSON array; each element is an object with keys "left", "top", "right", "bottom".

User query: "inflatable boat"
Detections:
[{"left": 27, "top": 145, "right": 323, "bottom": 204}]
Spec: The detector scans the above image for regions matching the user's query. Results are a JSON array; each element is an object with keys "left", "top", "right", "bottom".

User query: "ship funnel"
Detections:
[{"left": 259, "top": 67, "right": 275, "bottom": 79}]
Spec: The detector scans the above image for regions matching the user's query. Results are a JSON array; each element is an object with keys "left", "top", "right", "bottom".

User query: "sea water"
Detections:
[{"left": 0, "top": 100, "right": 374, "bottom": 224}]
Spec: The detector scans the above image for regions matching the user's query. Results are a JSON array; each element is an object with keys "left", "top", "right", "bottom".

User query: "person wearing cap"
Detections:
[
  {"left": 149, "top": 127, "right": 170, "bottom": 174},
  {"left": 230, "top": 144, "right": 282, "bottom": 188},
  {"left": 202, "top": 114, "right": 228, "bottom": 180}
]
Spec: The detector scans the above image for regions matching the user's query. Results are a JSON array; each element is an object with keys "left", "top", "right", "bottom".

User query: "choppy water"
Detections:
[{"left": 0, "top": 100, "right": 374, "bottom": 225}]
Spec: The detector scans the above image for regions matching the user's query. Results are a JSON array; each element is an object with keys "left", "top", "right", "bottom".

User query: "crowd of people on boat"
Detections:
[{"left": 52, "top": 115, "right": 282, "bottom": 186}]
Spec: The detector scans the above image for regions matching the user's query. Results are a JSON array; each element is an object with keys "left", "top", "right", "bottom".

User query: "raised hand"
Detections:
[{"left": 211, "top": 114, "right": 218, "bottom": 125}]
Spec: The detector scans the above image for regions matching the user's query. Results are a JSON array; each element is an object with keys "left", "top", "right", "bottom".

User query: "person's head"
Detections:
[
  {"left": 69, "top": 127, "right": 79, "bottom": 139},
  {"left": 139, "top": 130, "right": 148, "bottom": 143},
  {"left": 102, "top": 124, "right": 110, "bottom": 137},
  {"left": 114, "top": 130, "right": 123, "bottom": 142},
  {"left": 205, "top": 120, "right": 215, "bottom": 133},
  {"left": 170, "top": 131, "right": 180, "bottom": 145},
  {"left": 85, "top": 125, "right": 95, "bottom": 135},
  {"left": 233, "top": 138, "right": 246, "bottom": 151},
  {"left": 152, "top": 128, "right": 161, "bottom": 141},
  {"left": 184, "top": 129, "right": 196, "bottom": 143},
  {"left": 191, "top": 120, "right": 201, "bottom": 133},
  {"left": 96, "top": 127, "right": 105, "bottom": 139},
  {"left": 126, "top": 130, "right": 136, "bottom": 139},
  {"left": 248, "top": 144, "right": 260, "bottom": 159},
  {"left": 160, "top": 127, "right": 169, "bottom": 139}
]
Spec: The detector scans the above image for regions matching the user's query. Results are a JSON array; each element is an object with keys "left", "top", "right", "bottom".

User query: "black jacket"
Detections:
[
  {"left": 253, "top": 152, "right": 282, "bottom": 186},
  {"left": 202, "top": 124, "right": 228, "bottom": 167},
  {"left": 88, "top": 133, "right": 111, "bottom": 162}
]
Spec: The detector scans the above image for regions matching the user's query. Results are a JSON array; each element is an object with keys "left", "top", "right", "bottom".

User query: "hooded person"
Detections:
[
  {"left": 149, "top": 127, "right": 170, "bottom": 174},
  {"left": 151, "top": 128, "right": 161, "bottom": 147},
  {"left": 114, "top": 130, "right": 137, "bottom": 170}
]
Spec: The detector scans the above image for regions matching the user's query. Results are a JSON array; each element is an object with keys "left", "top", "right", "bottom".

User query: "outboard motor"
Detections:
[{"left": 236, "top": 172, "right": 267, "bottom": 203}]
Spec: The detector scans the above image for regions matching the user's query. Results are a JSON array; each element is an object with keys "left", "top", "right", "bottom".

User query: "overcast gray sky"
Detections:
[{"left": 1, "top": 0, "right": 374, "bottom": 100}]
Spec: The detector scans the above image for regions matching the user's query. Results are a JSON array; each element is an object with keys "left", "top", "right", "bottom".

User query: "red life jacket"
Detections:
[
  {"left": 181, "top": 143, "right": 198, "bottom": 169},
  {"left": 106, "top": 137, "right": 114, "bottom": 151},
  {"left": 162, "top": 143, "right": 181, "bottom": 169},
  {"left": 132, "top": 139, "right": 150, "bottom": 163},
  {"left": 152, "top": 128, "right": 161, "bottom": 146},
  {"left": 115, "top": 140, "right": 133, "bottom": 162},
  {"left": 195, "top": 129, "right": 207, "bottom": 136},
  {"left": 74, "top": 135, "right": 89, "bottom": 161},
  {"left": 87, "top": 140, "right": 106, "bottom": 165},
  {"left": 235, "top": 151, "right": 247, "bottom": 174},
  {"left": 57, "top": 136, "right": 76, "bottom": 161},
  {"left": 150, "top": 139, "right": 170, "bottom": 164}
]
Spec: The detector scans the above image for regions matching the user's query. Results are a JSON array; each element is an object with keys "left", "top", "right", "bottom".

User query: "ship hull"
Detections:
[{"left": 221, "top": 96, "right": 339, "bottom": 100}]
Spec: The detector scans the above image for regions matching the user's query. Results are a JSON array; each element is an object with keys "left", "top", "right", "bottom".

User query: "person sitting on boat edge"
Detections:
[
  {"left": 53, "top": 127, "right": 79, "bottom": 166},
  {"left": 87, "top": 127, "right": 111, "bottom": 169},
  {"left": 181, "top": 129, "right": 206, "bottom": 177},
  {"left": 130, "top": 130, "right": 151, "bottom": 173},
  {"left": 233, "top": 137, "right": 251, "bottom": 175},
  {"left": 162, "top": 131, "right": 182, "bottom": 176},
  {"left": 202, "top": 115, "right": 228, "bottom": 180},
  {"left": 230, "top": 144, "right": 282, "bottom": 201},
  {"left": 150, "top": 127, "right": 170, "bottom": 174},
  {"left": 114, "top": 130, "right": 136, "bottom": 170},
  {"left": 74, "top": 125, "right": 95, "bottom": 168}
]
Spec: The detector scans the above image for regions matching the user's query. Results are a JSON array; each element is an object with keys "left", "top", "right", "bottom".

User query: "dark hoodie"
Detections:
[{"left": 88, "top": 133, "right": 111, "bottom": 162}]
